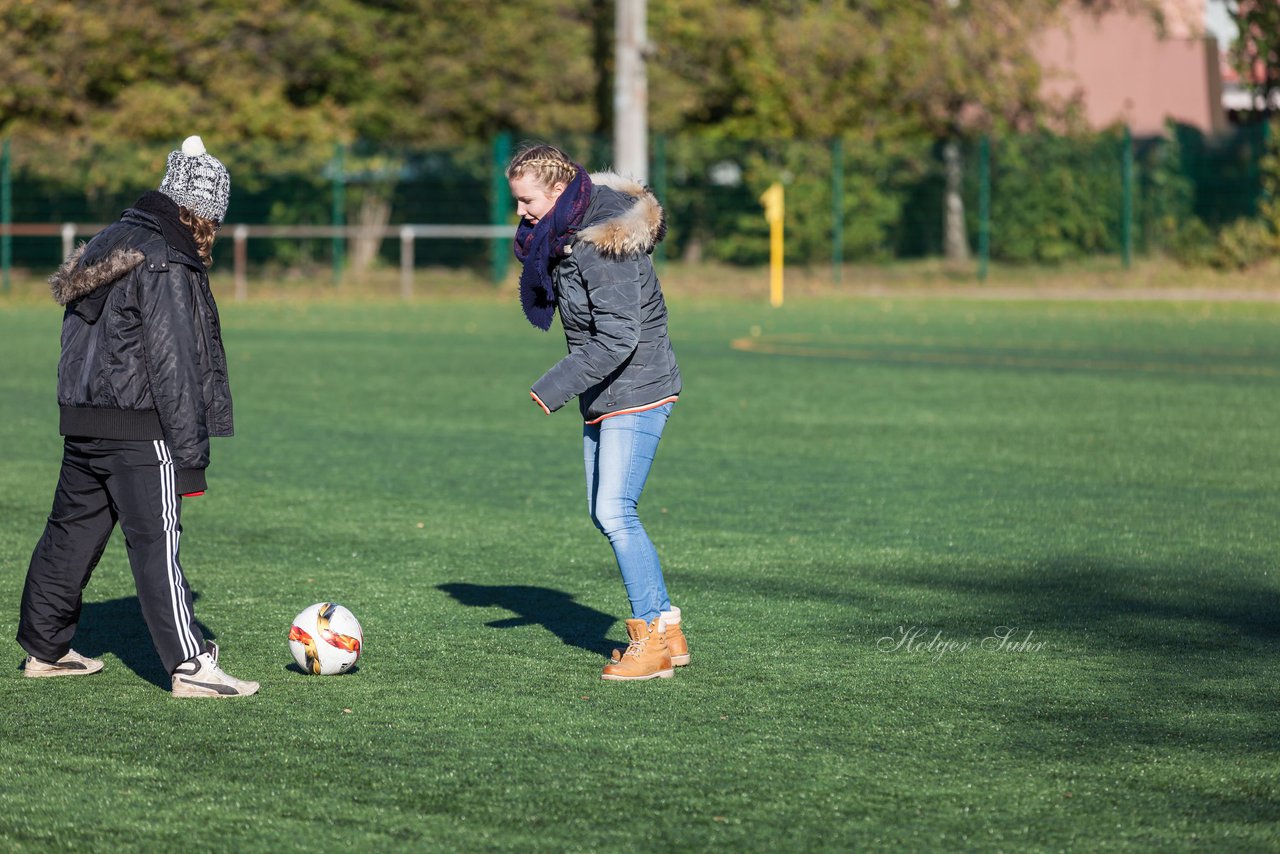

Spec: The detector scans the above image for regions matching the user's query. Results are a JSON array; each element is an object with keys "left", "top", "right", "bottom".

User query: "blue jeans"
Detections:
[{"left": 583, "top": 403, "right": 674, "bottom": 624}]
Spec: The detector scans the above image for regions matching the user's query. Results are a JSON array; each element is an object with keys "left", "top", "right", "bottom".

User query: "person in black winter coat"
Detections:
[
  {"left": 508, "top": 143, "right": 689, "bottom": 682},
  {"left": 17, "top": 136, "right": 258, "bottom": 697}
]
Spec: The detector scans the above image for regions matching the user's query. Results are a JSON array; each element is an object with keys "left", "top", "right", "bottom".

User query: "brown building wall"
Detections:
[{"left": 1036, "top": 8, "right": 1225, "bottom": 135}]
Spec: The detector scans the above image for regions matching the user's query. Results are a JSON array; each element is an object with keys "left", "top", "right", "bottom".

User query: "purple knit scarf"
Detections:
[{"left": 513, "top": 167, "right": 592, "bottom": 331}]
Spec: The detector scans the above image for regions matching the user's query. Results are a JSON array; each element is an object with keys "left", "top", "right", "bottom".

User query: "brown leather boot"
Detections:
[
  {"left": 601, "top": 618, "right": 673, "bottom": 681},
  {"left": 662, "top": 607, "right": 690, "bottom": 666},
  {"left": 612, "top": 607, "right": 690, "bottom": 667}
]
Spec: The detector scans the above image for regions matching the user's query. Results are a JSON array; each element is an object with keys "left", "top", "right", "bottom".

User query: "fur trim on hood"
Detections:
[
  {"left": 576, "top": 172, "right": 666, "bottom": 259},
  {"left": 49, "top": 243, "right": 145, "bottom": 306}
]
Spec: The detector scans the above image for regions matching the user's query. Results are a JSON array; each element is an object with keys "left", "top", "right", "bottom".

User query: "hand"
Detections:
[{"left": 530, "top": 391, "right": 551, "bottom": 415}]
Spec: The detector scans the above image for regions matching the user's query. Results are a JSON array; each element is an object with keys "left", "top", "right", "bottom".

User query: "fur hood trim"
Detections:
[
  {"left": 576, "top": 172, "right": 666, "bottom": 258},
  {"left": 49, "top": 243, "right": 145, "bottom": 306}
]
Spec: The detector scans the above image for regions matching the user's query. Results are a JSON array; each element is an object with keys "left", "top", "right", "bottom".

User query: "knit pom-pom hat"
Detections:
[{"left": 158, "top": 136, "right": 230, "bottom": 223}]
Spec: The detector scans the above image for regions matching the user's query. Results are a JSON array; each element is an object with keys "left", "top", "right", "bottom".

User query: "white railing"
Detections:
[{"left": 1, "top": 222, "right": 516, "bottom": 300}]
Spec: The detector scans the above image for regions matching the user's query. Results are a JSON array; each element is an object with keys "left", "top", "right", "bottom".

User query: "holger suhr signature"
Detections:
[{"left": 876, "top": 625, "right": 1046, "bottom": 662}]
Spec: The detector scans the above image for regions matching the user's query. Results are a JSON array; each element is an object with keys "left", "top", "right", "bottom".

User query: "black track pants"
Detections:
[{"left": 18, "top": 437, "right": 206, "bottom": 674}]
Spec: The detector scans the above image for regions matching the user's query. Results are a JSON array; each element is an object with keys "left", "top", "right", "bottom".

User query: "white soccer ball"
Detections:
[{"left": 289, "top": 603, "right": 363, "bottom": 675}]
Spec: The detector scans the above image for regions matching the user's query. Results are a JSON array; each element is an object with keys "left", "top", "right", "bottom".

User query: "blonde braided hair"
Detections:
[{"left": 506, "top": 143, "right": 580, "bottom": 193}]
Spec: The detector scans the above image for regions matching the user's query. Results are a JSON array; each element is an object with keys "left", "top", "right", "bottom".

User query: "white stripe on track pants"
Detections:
[{"left": 18, "top": 437, "right": 206, "bottom": 674}]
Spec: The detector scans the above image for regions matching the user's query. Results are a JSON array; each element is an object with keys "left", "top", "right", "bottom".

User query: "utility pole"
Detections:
[{"left": 614, "top": 0, "right": 648, "bottom": 183}]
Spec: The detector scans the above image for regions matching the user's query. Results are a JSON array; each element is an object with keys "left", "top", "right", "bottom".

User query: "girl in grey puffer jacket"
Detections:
[{"left": 509, "top": 143, "right": 689, "bottom": 682}]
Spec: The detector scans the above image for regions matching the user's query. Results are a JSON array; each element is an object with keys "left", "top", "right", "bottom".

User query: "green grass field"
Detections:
[{"left": 1, "top": 292, "right": 1278, "bottom": 851}]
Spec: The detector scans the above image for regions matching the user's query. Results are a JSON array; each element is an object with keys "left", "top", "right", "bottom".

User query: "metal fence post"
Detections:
[
  {"left": 978, "top": 136, "right": 990, "bottom": 282},
  {"left": 400, "top": 225, "right": 415, "bottom": 299},
  {"left": 332, "top": 142, "right": 346, "bottom": 287},
  {"left": 1122, "top": 127, "right": 1133, "bottom": 269},
  {"left": 234, "top": 225, "right": 249, "bottom": 301},
  {"left": 1249, "top": 119, "right": 1268, "bottom": 216},
  {"left": 1, "top": 139, "right": 10, "bottom": 294},
  {"left": 490, "top": 131, "right": 512, "bottom": 284},
  {"left": 831, "top": 136, "right": 844, "bottom": 286},
  {"left": 1262, "top": 119, "right": 1274, "bottom": 224},
  {"left": 652, "top": 133, "right": 667, "bottom": 270},
  {"left": 61, "top": 223, "right": 75, "bottom": 260}
]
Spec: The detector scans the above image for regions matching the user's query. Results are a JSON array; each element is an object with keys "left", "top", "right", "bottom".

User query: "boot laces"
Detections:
[{"left": 622, "top": 637, "right": 648, "bottom": 659}]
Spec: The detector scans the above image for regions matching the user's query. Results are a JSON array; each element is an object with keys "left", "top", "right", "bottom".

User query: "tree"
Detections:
[
  {"left": 350, "top": 1, "right": 601, "bottom": 143},
  {"left": 882, "top": 1, "right": 1073, "bottom": 263},
  {"left": 0, "top": 0, "right": 358, "bottom": 191},
  {"left": 1226, "top": 0, "right": 1280, "bottom": 117},
  {"left": 876, "top": 1, "right": 1168, "bottom": 263},
  {"left": 646, "top": 1, "right": 900, "bottom": 139},
  {"left": 648, "top": 1, "right": 1103, "bottom": 263},
  {"left": 0, "top": 0, "right": 1181, "bottom": 269}
]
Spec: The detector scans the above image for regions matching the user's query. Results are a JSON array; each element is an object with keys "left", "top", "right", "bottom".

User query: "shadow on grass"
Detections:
[
  {"left": 733, "top": 556, "right": 1280, "bottom": 717},
  {"left": 282, "top": 662, "right": 362, "bottom": 676},
  {"left": 437, "top": 583, "right": 618, "bottom": 657},
  {"left": 69, "top": 595, "right": 213, "bottom": 690},
  {"left": 813, "top": 558, "right": 1280, "bottom": 757},
  {"left": 881, "top": 559, "right": 1280, "bottom": 645},
  {"left": 740, "top": 557, "right": 1280, "bottom": 649}
]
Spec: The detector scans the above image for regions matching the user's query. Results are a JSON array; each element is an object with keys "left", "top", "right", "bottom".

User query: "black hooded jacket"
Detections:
[{"left": 48, "top": 200, "right": 233, "bottom": 494}]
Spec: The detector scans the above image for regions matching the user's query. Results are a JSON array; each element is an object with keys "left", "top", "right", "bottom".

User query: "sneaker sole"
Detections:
[
  {"left": 23, "top": 662, "right": 104, "bottom": 678},
  {"left": 601, "top": 668, "right": 675, "bottom": 681},
  {"left": 171, "top": 680, "right": 260, "bottom": 698},
  {"left": 612, "top": 651, "right": 691, "bottom": 666}
]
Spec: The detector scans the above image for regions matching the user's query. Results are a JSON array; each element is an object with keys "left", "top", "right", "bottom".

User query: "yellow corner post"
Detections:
[{"left": 759, "top": 182, "right": 784, "bottom": 307}]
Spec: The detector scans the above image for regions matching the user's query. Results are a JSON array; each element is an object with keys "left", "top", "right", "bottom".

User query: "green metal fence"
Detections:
[
  {"left": 0, "top": 122, "right": 1272, "bottom": 292},
  {"left": 1, "top": 139, "right": 10, "bottom": 293}
]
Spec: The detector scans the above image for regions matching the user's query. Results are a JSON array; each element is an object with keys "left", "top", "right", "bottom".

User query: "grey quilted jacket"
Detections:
[{"left": 531, "top": 173, "right": 681, "bottom": 423}]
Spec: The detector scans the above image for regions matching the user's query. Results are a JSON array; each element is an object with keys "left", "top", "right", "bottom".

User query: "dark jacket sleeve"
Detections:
[
  {"left": 137, "top": 260, "right": 209, "bottom": 493},
  {"left": 531, "top": 248, "right": 642, "bottom": 412}
]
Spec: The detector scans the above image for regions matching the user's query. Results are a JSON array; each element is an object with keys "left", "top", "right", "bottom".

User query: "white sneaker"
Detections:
[
  {"left": 23, "top": 649, "right": 104, "bottom": 678},
  {"left": 171, "top": 645, "right": 259, "bottom": 698}
]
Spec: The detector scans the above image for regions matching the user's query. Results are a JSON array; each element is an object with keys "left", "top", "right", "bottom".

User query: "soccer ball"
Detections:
[{"left": 289, "top": 603, "right": 363, "bottom": 675}]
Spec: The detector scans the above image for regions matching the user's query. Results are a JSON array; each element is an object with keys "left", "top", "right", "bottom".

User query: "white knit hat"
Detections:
[{"left": 158, "top": 136, "right": 230, "bottom": 223}]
